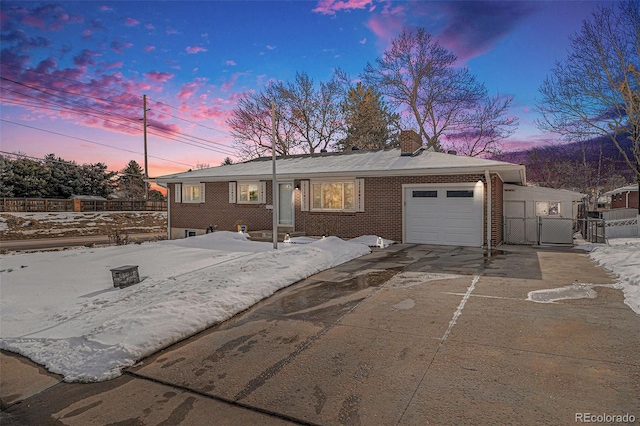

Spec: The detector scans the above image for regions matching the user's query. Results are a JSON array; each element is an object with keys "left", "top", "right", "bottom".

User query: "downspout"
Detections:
[
  {"left": 158, "top": 182, "right": 170, "bottom": 241},
  {"left": 625, "top": 191, "right": 630, "bottom": 209},
  {"left": 167, "top": 186, "right": 171, "bottom": 240},
  {"left": 485, "top": 170, "right": 491, "bottom": 252}
]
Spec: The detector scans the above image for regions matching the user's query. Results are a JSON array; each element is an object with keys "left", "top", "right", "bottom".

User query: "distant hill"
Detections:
[{"left": 495, "top": 134, "right": 636, "bottom": 184}]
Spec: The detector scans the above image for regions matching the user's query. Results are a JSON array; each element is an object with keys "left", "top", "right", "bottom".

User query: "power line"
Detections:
[
  {"left": 2, "top": 63, "right": 236, "bottom": 139},
  {"left": 1, "top": 83, "right": 236, "bottom": 156},
  {"left": 149, "top": 99, "right": 233, "bottom": 137},
  {"left": 0, "top": 119, "right": 195, "bottom": 168},
  {"left": 1, "top": 76, "right": 237, "bottom": 156},
  {"left": 0, "top": 150, "right": 153, "bottom": 178},
  {"left": 0, "top": 62, "right": 141, "bottom": 109}
]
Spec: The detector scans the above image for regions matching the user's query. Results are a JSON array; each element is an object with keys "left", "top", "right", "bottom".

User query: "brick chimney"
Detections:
[{"left": 400, "top": 130, "right": 422, "bottom": 155}]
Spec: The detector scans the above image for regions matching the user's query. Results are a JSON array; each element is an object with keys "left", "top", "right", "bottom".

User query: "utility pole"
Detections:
[
  {"left": 271, "top": 101, "right": 278, "bottom": 250},
  {"left": 143, "top": 94, "right": 149, "bottom": 201}
]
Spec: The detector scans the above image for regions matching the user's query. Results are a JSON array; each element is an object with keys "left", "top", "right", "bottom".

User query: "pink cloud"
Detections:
[
  {"left": 22, "top": 14, "right": 46, "bottom": 29},
  {"left": 359, "top": 38, "right": 366, "bottom": 44},
  {"left": 186, "top": 45, "right": 207, "bottom": 54},
  {"left": 124, "top": 18, "right": 140, "bottom": 27},
  {"left": 103, "top": 61, "right": 123, "bottom": 70},
  {"left": 110, "top": 40, "right": 133, "bottom": 54},
  {"left": 145, "top": 71, "right": 175, "bottom": 83},
  {"left": 166, "top": 27, "right": 178, "bottom": 35},
  {"left": 35, "top": 57, "right": 57, "bottom": 73},
  {"left": 99, "top": 6, "right": 113, "bottom": 12},
  {"left": 220, "top": 73, "right": 246, "bottom": 92},
  {"left": 428, "top": 2, "right": 540, "bottom": 63},
  {"left": 73, "top": 49, "right": 101, "bottom": 68},
  {"left": 145, "top": 23, "right": 154, "bottom": 30},
  {"left": 266, "top": 45, "right": 276, "bottom": 50},
  {"left": 83, "top": 29, "right": 92, "bottom": 37},
  {"left": 312, "top": 0, "right": 373, "bottom": 15},
  {"left": 225, "top": 60, "right": 237, "bottom": 66},
  {"left": 177, "top": 82, "right": 199, "bottom": 100},
  {"left": 366, "top": 16, "right": 403, "bottom": 46},
  {"left": 144, "top": 45, "right": 156, "bottom": 53}
]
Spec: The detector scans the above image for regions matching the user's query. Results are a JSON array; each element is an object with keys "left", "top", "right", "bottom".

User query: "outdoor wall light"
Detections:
[{"left": 295, "top": 184, "right": 300, "bottom": 190}]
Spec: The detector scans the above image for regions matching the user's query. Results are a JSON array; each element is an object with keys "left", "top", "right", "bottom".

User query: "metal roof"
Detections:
[
  {"left": 154, "top": 148, "right": 526, "bottom": 184},
  {"left": 603, "top": 184, "right": 638, "bottom": 195}
]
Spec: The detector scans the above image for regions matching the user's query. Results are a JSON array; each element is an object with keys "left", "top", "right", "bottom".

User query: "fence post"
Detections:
[{"left": 601, "top": 218, "right": 606, "bottom": 243}]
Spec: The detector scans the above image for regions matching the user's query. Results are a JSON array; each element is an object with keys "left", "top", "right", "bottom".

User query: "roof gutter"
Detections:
[{"left": 154, "top": 165, "right": 526, "bottom": 185}]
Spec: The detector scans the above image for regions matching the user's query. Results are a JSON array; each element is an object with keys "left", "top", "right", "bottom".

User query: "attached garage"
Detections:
[{"left": 403, "top": 183, "right": 484, "bottom": 247}]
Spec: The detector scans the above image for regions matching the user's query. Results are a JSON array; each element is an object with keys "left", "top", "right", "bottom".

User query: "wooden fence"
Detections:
[{"left": 1, "top": 198, "right": 167, "bottom": 212}]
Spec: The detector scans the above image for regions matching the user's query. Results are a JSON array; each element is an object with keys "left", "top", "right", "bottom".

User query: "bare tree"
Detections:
[
  {"left": 278, "top": 72, "right": 345, "bottom": 154},
  {"left": 536, "top": 0, "right": 640, "bottom": 212},
  {"left": 227, "top": 85, "right": 297, "bottom": 160},
  {"left": 443, "top": 94, "right": 518, "bottom": 157},
  {"left": 522, "top": 139, "right": 629, "bottom": 209},
  {"left": 228, "top": 72, "right": 346, "bottom": 159},
  {"left": 362, "top": 27, "right": 516, "bottom": 155}
]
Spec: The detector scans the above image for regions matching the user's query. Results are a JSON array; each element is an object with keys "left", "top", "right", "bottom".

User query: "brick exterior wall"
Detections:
[
  {"left": 170, "top": 181, "right": 274, "bottom": 236},
  {"left": 610, "top": 190, "right": 639, "bottom": 209},
  {"left": 170, "top": 173, "right": 505, "bottom": 247}
]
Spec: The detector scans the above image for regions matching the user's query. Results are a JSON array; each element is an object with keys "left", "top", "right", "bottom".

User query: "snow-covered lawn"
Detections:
[
  {"left": 0, "top": 232, "right": 371, "bottom": 382},
  {"left": 577, "top": 238, "right": 640, "bottom": 315}
]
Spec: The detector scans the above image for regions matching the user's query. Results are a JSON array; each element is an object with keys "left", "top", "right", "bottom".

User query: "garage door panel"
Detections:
[{"left": 404, "top": 186, "right": 482, "bottom": 247}]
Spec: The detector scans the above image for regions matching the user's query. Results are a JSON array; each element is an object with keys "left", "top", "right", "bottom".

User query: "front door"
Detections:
[{"left": 278, "top": 182, "right": 294, "bottom": 227}]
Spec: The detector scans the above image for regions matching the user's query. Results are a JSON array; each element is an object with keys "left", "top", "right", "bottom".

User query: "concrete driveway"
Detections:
[{"left": 2, "top": 244, "right": 639, "bottom": 425}]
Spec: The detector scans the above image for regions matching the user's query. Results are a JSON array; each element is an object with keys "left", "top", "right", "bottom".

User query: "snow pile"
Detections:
[
  {"left": 580, "top": 238, "right": 640, "bottom": 315},
  {"left": 349, "top": 235, "right": 394, "bottom": 248},
  {"left": 0, "top": 232, "right": 370, "bottom": 382}
]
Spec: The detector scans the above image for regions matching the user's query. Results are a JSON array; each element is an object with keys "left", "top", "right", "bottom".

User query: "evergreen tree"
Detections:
[
  {"left": 82, "top": 162, "right": 117, "bottom": 198},
  {"left": 0, "top": 156, "right": 15, "bottom": 197},
  {"left": 10, "top": 157, "right": 50, "bottom": 197},
  {"left": 148, "top": 189, "right": 166, "bottom": 201},
  {"left": 116, "top": 160, "right": 148, "bottom": 199},
  {"left": 43, "top": 154, "right": 83, "bottom": 198},
  {"left": 337, "top": 83, "right": 400, "bottom": 150}
]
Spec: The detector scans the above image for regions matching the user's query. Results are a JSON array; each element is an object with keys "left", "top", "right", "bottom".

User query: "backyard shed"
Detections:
[{"left": 503, "top": 184, "right": 585, "bottom": 245}]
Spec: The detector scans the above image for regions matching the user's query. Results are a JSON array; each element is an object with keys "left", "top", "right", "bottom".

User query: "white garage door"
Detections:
[{"left": 404, "top": 185, "right": 483, "bottom": 247}]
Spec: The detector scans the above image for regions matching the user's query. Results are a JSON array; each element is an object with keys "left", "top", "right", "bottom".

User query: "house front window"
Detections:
[
  {"left": 238, "top": 183, "right": 260, "bottom": 203},
  {"left": 183, "top": 184, "right": 203, "bottom": 203},
  {"left": 311, "top": 181, "right": 355, "bottom": 211}
]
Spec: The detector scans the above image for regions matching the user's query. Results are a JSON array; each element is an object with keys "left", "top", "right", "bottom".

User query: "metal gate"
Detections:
[
  {"left": 538, "top": 217, "right": 574, "bottom": 245},
  {"left": 505, "top": 217, "right": 605, "bottom": 245},
  {"left": 504, "top": 217, "right": 537, "bottom": 244}
]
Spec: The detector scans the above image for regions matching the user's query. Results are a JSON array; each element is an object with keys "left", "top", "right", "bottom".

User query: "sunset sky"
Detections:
[{"left": 0, "top": 1, "right": 610, "bottom": 179}]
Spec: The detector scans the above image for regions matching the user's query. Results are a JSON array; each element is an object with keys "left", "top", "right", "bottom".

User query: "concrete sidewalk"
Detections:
[{"left": 2, "top": 244, "right": 639, "bottom": 425}]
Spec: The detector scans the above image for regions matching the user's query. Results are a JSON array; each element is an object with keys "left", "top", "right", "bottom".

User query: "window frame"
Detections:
[
  {"left": 535, "top": 201, "right": 561, "bottom": 216},
  {"left": 310, "top": 179, "right": 356, "bottom": 212},
  {"left": 237, "top": 181, "right": 262, "bottom": 204},
  {"left": 182, "top": 183, "right": 204, "bottom": 203}
]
